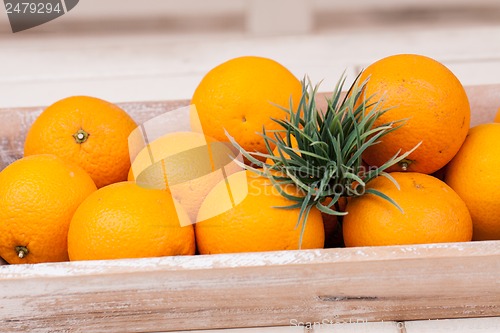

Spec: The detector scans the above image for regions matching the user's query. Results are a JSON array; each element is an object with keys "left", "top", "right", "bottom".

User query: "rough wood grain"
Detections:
[
  {"left": 171, "top": 320, "right": 401, "bottom": 333},
  {"left": 0, "top": 242, "right": 499, "bottom": 332},
  {"left": 404, "top": 317, "right": 500, "bottom": 333},
  {"left": 2, "top": 25, "right": 500, "bottom": 108}
]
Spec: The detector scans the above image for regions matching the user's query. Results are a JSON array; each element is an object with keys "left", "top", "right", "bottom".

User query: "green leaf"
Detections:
[
  {"left": 365, "top": 188, "right": 404, "bottom": 213},
  {"left": 226, "top": 72, "right": 418, "bottom": 248}
]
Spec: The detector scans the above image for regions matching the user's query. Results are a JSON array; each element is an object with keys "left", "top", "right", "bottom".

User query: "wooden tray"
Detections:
[{"left": 0, "top": 85, "right": 499, "bottom": 332}]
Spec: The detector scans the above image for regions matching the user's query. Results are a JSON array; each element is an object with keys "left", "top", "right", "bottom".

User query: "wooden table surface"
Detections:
[
  {"left": 1, "top": 0, "right": 500, "bottom": 108},
  {"left": 0, "top": 1, "right": 499, "bottom": 332}
]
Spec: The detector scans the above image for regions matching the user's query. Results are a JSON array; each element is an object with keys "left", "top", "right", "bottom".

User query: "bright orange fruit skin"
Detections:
[
  {"left": 445, "top": 123, "right": 500, "bottom": 240},
  {"left": 68, "top": 182, "right": 195, "bottom": 261},
  {"left": 343, "top": 172, "right": 472, "bottom": 247},
  {"left": 359, "top": 54, "right": 470, "bottom": 174},
  {"left": 495, "top": 107, "right": 500, "bottom": 122},
  {"left": 24, "top": 96, "right": 137, "bottom": 188},
  {"left": 195, "top": 170, "right": 324, "bottom": 254},
  {"left": 0, "top": 154, "right": 97, "bottom": 264},
  {"left": 191, "top": 56, "right": 303, "bottom": 160}
]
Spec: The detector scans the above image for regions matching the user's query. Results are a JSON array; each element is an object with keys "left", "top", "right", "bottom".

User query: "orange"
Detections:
[
  {"left": 191, "top": 56, "right": 303, "bottom": 160},
  {"left": 0, "top": 154, "right": 96, "bottom": 264},
  {"left": 343, "top": 172, "right": 472, "bottom": 247},
  {"left": 195, "top": 170, "right": 324, "bottom": 254},
  {"left": 68, "top": 182, "right": 195, "bottom": 261},
  {"left": 445, "top": 123, "right": 500, "bottom": 240},
  {"left": 24, "top": 96, "right": 137, "bottom": 188},
  {"left": 495, "top": 107, "right": 500, "bottom": 122},
  {"left": 358, "top": 54, "right": 470, "bottom": 174},
  {"left": 128, "top": 131, "right": 241, "bottom": 224}
]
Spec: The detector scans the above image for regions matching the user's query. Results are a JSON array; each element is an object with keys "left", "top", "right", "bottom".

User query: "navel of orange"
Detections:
[
  {"left": 0, "top": 154, "right": 97, "bottom": 264},
  {"left": 24, "top": 96, "right": 137, "bottom": 188}
]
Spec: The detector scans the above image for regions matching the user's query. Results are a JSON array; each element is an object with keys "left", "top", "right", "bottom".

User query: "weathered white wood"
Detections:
[
  {"left": 316, "top": 321, "right": 401, "bottom": 333},
  {"left": 0, "top": 242, "right": 499, "bottom": 332},
  {"left": 172, "top": 327, "right": 303, "bottom": 333},
  {"left": 1, "top": 26, "right": 500, "bottom": 107},
  {"left": 247, "top": 0, "right": 313, "bottom": 35},
  {"left": 170, "top": 321, "right": 401, "bottom": 333},
  {"left": 405, "top": 317, "right": 500, "bottom": 332},
  {"left": 2, "top": 0, "right": 498, "bottom": 32}
]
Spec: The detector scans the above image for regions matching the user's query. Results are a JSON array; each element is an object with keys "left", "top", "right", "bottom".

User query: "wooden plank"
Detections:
[
  {"left": 2, "top": 26, "right": 500, "bottom": 108},
  {"left": 246, "top": 0, "right": 313, "bottom": 34},
  {"left": 405, "top": 317, "right": 500, "bottom": 332},
  {"left": 172, "top": 327, "right": 303, "bottom": 333},
  {"left": 0, "top": 242, "right": 499, "bottom": 332},
  {"left": 171, "top": 321, "right": 401, "bottom": 333},
  {"left": 313, "top": 321, "right": 401, "bottom": 333},
  {"left": 2, "top": 0, "right": 499, "bottom": 33}
]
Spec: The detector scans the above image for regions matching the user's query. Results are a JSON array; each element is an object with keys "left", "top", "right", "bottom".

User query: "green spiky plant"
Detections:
[{"left": 227, "top": 74, "right": 419, "bottom": 246}]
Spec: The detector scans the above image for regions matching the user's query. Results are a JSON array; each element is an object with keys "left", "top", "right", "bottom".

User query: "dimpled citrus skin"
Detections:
[
  {"left": 343, "top": 172, "right": 472, "bottom": 247},
  {"left": 445, "top": 123, "right": 500, "bottom": 240},
  {"left": 0, "top": 154, "right": 97, "bottom": 264},
  {"left": 358, "top": 54, "right": 470, "bottom": 174},
  {"left": 68, "top": 182, "right": 195, "bottom": 261},
  {"left": 24, "top": 96, "right": 137, "bottom": 188},
  {"left": 195, "top": 171, "right": 324, "bottom": 254},
  {"left": 191, "top": 56, "right": 303, "bottom": 159}
]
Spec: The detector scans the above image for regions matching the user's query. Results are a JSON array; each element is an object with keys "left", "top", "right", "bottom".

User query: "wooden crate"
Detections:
[{"left": 0, "top": 85, "right": 499, "bottom": 332}]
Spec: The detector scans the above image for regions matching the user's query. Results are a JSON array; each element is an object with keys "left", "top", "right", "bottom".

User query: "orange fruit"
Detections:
[
  {"left": 445, "top": 123, "right": 500, "bottom": 240},
  {"left": 195, "top": 170, "right": 324, "bottom": 254},
  {"left": 358, "top": 54, "right": 470, "bottom": 174},
  {"left": 24, "top": 96, "right": 137, "bottom": 188},
  {"left": 191, "top": 56, "right": 303, "bottom": 160},
  {"left": 495, "top": 107, "right": 500, "bottom": 122},
  {"left": 343, "top": 172, "right": 472, "bottom": 247},
  {"left": 68, "top": 182, "right": 195, "bottom": 261},
  {"left": 0, "top": 154, "right": 96, "bottom": 264},
  {"left": 128, "top": 131, "right": 241, "bottom": 224}
]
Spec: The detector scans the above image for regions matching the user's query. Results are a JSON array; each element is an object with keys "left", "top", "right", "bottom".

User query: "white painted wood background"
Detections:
[
  {"left": 0, "top": 0, "right": 500, "bottom": 108},
  {"left": 0, "top": 1, "right": 499, "bottom": 332}
]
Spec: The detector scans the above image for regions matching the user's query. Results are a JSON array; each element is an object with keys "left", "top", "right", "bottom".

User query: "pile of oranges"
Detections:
[{"left": 0, "top": 54, "right": 499, "bottom": 265}]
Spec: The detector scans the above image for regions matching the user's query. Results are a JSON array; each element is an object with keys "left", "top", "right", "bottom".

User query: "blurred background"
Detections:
[{"left": 1, "top": 0, "right": 500, "bottom": 107}]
